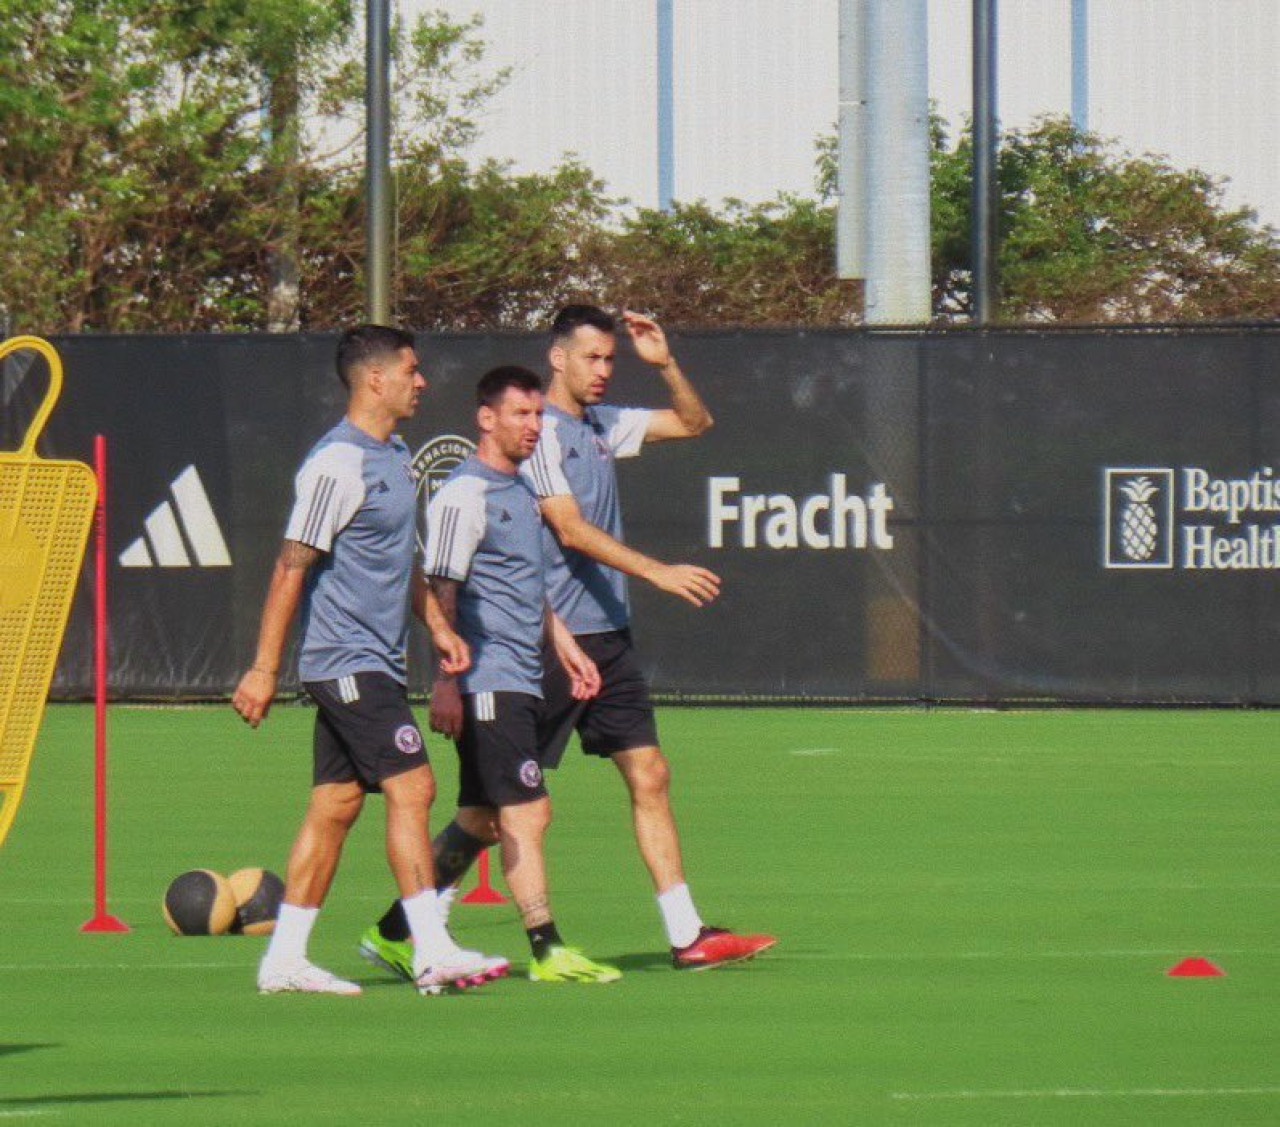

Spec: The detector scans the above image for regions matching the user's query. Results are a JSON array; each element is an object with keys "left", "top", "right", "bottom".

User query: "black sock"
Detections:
[
  {"left": 526, "top": 921, "right": 564, "bottom": 962},
  {"left": 378, "top": 900, "right": 410, "bottom": 943},
  {"left": 433, "top": 820, "right": 487, "bottom": 889}
]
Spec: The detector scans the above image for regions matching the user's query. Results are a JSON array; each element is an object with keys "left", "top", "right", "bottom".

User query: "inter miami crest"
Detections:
[{"left": 411, "top": 434, "right": 476, "bottom": 555}]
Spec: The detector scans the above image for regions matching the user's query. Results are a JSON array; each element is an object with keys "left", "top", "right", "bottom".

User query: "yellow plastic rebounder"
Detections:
[{"left": 0, "top": 336, "right": 97, "bottom": 850}]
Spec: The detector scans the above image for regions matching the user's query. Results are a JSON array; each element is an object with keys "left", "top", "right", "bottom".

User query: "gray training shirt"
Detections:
[
  {"left": 521, "top": 402, "right": 651, "bottom": 636},
  {"left": 424, "top": 455, "right": 547, "bottom": 697},
  {"left": 284, "top": 418, "right": 417, "bottom": 685}
]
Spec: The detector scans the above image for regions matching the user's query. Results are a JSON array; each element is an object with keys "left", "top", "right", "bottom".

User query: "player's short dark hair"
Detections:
[
  {"left": 550, "top": 304, "right": 616, "bottom": 345},
  {"left": 476, "top": 365, "right": 542, "bottom": 408},
  {"left": 335, "top": 324, "right": 415, "bottom": 388}
]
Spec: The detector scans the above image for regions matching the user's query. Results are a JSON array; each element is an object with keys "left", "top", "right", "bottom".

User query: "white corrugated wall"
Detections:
[
  {"left": 406, "top": 0, "right": 1279, "bottom": 226},
  {"left": 1088, "top": 0, "right": 1278, "bottom": 224}
]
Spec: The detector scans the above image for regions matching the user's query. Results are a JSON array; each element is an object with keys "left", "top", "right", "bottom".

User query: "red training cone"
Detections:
[
  {"left": 460, "top": 849, "right": 507, "bottom": 904},
  {"left": 1166, "top": 957, "right": 1225, "bottom": 977}
]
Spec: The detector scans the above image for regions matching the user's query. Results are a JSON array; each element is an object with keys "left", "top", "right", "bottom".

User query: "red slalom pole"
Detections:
[
  {"left": 82, "top": 435, "right": 128, "bottom": 933},
  {"left": 460, "top": 849, "right": 506, "bottom": 904}
]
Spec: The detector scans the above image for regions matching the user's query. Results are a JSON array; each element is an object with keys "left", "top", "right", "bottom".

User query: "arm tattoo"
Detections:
[
  {"left": 280, "top": 539, "right": 321, "bottom": 570},
  {"left": 428, "top": 576, "right": 461, "bottom": 627}
]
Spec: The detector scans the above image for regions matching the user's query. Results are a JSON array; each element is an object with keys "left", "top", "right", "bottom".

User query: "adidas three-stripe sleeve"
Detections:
[
  {"left": 285, "top": 443, "right": 366, "bottom": 552},
  {"left": 424, "top": 474, "right": 487, "bottom": 582}
]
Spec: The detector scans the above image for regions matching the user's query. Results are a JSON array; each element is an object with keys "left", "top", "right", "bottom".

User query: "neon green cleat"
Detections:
[
  {"left": 358, "top": 926, "right": 413, "bottom": 981},
  {"left": 528, "top": 945, "right": 621, "bottom": 984},
  {"left": 360, "top": 926, "right": 511, "bottom": 983}
]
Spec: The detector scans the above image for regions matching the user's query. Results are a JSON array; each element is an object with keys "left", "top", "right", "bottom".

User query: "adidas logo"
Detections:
[
  {"left": 566, "top": 448, "right": 580, "bottom": 460},
  {"left": 119, "top": 465, "right": 232, "bottom": 568},
  {"left": 499, "top": 509, "right": 512, "bottom": 523}
]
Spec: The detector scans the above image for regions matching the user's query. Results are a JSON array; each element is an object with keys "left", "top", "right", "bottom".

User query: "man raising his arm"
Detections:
[{"left": 522, "top": 305, "right": 776, "bottom": 971}]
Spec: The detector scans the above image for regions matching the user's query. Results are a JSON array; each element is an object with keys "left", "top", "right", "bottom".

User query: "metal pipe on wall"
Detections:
[
  {"left": 971, "top": 0, "right": 999, "bottom": 324},
  {"left": 657, "top": 0, "right": 675, "bottom": 212},
  {"left": 836, "top": 0, "right": 869, "bottom": 280},
  {"left": 1071, "top": 0, "right": 1089, "bottom": 133},
  {"left": 365, "top": 0, "right": 392, "bottom": 324}
]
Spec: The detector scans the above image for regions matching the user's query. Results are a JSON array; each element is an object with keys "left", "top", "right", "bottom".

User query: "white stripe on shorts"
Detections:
[
  {"left": 339, "top": 675, "right": 360, "bottom": 704},
  {"left": 473, "top": 691, "right": 495, "bottom": 722}
]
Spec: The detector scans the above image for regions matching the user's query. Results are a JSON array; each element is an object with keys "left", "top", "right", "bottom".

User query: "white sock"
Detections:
[
  {"left": 437, "top": 884, "right": 458, "bottom": 922},
  {"left": 262, "top": 903, "right": 318, "bottom": 966},
  {"left": 402, "top": 889, "right": 455, "bottom": 968},
  {"left": 657, "top": 883, "right": 704, "bottom": 949}
]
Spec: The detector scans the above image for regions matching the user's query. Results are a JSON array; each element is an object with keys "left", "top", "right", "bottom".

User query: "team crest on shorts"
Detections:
[
  {"left": 394, "top": 724, "right": 423, "bottom": 754},
  {"left": 519, "top": 759, "right": 542, "bottom": 788}
]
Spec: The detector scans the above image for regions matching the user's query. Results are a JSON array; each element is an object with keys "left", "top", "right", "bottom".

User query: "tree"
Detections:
[
  {"left": 572, "top": 114, "right": 1278, "bottom": 327},
  {"left": 0, "top": 1, "right": 544, "bottom": 331},
  {"left": 296, "top": 155, "right": 612, "bottom": 329},
  {"left": 931, "top": 116, "right": 1280, "bottom": 322},
  {"left": 581, "top": 196, "right": 859, "bottom": 328},
  {"left": 2, "top": 4, "right": 1275, "bottom": 331},
  {"left": 0, "top": 0, "right": 360, "bottom": 331},
  {"left": 611, "top": 112, "right": 1280, "bottom": 325}
]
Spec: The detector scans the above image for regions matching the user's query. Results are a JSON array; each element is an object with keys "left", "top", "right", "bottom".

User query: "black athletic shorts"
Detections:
[
  {"left": 457, "top": 691, "right": 548, "bottom": 808},
  {"left": 304, "top": 671, "right": 429, "bottom": 791},
  {"left": 538, "top": 629, "right": 659, "bottom": 768}
]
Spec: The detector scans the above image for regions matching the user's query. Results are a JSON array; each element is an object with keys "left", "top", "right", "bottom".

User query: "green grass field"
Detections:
[{"left": 1, "top": 704, "right": 1277, "bottom": 1125}]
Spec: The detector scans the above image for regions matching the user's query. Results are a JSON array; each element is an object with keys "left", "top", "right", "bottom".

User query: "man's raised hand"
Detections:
[{"left": 621, "top": 310, "right": 671, "bottom": 368}]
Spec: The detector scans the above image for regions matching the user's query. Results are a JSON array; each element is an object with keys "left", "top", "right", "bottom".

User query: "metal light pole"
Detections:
[
  {"left": 1071, "top": 0, "right": 1089, "bottom": 133},
  {"left": 971, "top": 0, "right": 999, "bottom": 324},
  {"left": 366, "top": 0, "right": 392, "bottom": 324},
  {"left": 657, "top": 0, "right": 675, "bottom": 211},
  {"left": 836, "top": 0, "right": 868, "bottom": 280}
]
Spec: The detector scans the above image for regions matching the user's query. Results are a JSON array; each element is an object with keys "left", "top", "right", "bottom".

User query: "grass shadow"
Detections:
[
  {"left": 0, "top": 1043, "right": 60, "bottom": 1059},
  {"left": 608, "top": 951, "right": 674, "bottom": 972},
  {"left": 0, "top": 1091, "right": 251, "bottom": 1108}
]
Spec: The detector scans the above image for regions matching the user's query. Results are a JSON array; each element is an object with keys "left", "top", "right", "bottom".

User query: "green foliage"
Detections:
[
  {"left": 0, "top": 0, "right": 357, "bottom": 331},
  {"left": 0, "top": 5, "right": 1275, "bottom": 331},
  {"left": 932, "top": 116, "right": 1280, "bottom": 321},
  {"left": 298, "top": 155, "right": 611, "bottom": 330},
  {"left": 399, "top": 9, "right": 510, "bottom": 158},
  {"left": 0, "top": 0, "right": 519, "bottom": 331},
  {"left": 591, "top": 198, "right": 858, "bottom": 327}
]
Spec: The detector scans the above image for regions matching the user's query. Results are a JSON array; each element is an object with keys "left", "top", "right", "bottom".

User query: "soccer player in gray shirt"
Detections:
[
  {"left": 522, "top": 304, "right": 776, "bottom": 971},
  {"left": 361, "top": 365, "right": 620, "bottom": 984},
  {"left": 232, "top": 325, "right": 498, "bottom": 997}
]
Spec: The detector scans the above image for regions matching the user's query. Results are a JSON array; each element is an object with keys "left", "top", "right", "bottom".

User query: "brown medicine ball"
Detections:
[
  {"left": 228, "top": 868, "right": 285, "bottom": 936},
  {"left": 162, "top": 869, "right": 237, "bottom": 936}
]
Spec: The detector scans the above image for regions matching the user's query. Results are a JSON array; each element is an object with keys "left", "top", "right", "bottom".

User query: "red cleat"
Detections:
[{"left": 671, "top": 926, "right": 777, "bottom": 971}]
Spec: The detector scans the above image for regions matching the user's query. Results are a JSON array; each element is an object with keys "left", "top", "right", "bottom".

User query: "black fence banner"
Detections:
[{"left": 4, "top": 326, "right": 1275, "bottom": 704}]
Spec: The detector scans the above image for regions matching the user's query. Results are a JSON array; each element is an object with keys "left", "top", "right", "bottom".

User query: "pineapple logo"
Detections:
[
  {"left": 1104, "top": 468, "right": 1174, "bottom": 569},
  {"left": 1118, "top": 477, "right": 1159, "bottom": 560}
]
